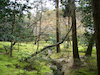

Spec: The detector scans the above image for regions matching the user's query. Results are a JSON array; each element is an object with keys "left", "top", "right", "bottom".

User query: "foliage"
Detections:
[
  {"left": 0, "top": 0, "right": 98, "bottom": 74},
  {"left": 79, "top": 0, "right": 94, "bottom": 45},
  {"left": 61, "top": 0, "right": 71, "bottom": 17},
  {"left": 0, "top": 0, "right": 31, "bottom": 42}
]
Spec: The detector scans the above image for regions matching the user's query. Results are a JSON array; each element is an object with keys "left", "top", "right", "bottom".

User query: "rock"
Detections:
[
  {"left": 48, "top": 49, "right": 52, "bottom": 57},
  {"left": 50, "top": 65, "right": 57, "bottom": 70},
  {"left": 44, "top": 72, "right": 53, "bottom": 75}
]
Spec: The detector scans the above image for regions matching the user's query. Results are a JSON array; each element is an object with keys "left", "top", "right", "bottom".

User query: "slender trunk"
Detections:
[
  {"left": 10, "top": 42, "right": 13, "bottom": 57},
  {"left": 34, "top": 23, "right": 37, "bottom": 45},
  {"left": 10, "top": 18, "right": 15, "bottom": 57},
  {"left": 92, "top": 0, "right": 100, "bottom": 75},
  {"left": 56, "top": 0, "right": 60, "bottom": 53},
  {"left": 85, "top": 34, "right": 94, "bottom": 56},
  {"left": 67, "top": 17, "right": 71, "bottom": 47},
  {"left": 18, "top": 42, "right": 19, "bottom": 52},
  {"left": 10, "top": 0, "right": 16, "bottom": 57},
  {"left": 71, "top": 0, "right": 80, "bottom": 61},
  {"left": 36, "top": 2, "right": 42, "bottom": 52},
  {"left": 68, "top": 17, "right": 70, "bottom": 28}
]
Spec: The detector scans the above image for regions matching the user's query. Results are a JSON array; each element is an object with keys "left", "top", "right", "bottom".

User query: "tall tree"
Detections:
[
  {"left": 85, "top": 34, "right": 94, "bottom": 56},
  {"left": 92, "top": 0, "right": 100, "bottom": 74},
  {"left": 79, "top": 0, "right": 94, "bottom": 57},
  {"left": 56, "top": 0, "right": 60, "bottom": 53},
  {"left": 61, "top": 0, "right": 72, "bottom": 48},
  {"left": 71, "top": 0, "right": 80, "bottom": 61},
  {"left": 10, "top": 0, "right": 16, "bottom": 57},
  {"left": 61, "top": 0, "right": 80, "bottom": 61}
]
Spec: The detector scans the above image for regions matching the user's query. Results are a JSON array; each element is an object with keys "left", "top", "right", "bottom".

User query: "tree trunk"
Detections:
[
  {"left": 85, "top": 34, "right": 94, "bottom": 56},
  {"left": 71, "top": 0, "right": 80, "bottom": 61},
  {"left": 10, "top": 0, "right": 16, "bottom": 57},
  {"left": 10, "top": 21, "right": 14, "bottom": 57},
  {"left": 56, "top": 0, "right": 60, "bottom": 53},
  {"left": 92, "top": 0, "right": 100, "bottom": 75},
  {"left": 67, "top": 17, "right": 71, "bottom": 48},
  {"left": 10, "top": 42, "right": 13, "bottom": 57}
]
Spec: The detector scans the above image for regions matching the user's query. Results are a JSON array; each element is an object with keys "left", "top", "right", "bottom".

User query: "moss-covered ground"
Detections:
[{"left": 0, "top": 41, "right": 98, "bottom": 75}]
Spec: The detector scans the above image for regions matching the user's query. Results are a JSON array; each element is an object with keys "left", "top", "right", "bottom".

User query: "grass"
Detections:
[
  {"left": 71, "top": 68, "right": 97, "bottom": 75},
  {"left": 0, "top": 41, "right": 98, "bottom": 75},
  {"left": 0, "top": 41, "right": 52, "bottom": 75}
]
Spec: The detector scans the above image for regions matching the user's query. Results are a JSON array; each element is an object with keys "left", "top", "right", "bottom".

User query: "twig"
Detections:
[{"left": 25, "top": 25, "right": 73, "bottom": 60}]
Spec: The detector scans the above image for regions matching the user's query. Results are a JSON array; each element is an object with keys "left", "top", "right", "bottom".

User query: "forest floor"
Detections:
[{"left": 0, "top": 41, "right": 98, "bottom": 75}]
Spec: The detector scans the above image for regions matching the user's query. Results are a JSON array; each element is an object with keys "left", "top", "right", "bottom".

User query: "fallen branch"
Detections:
[
  {"left": 12, "top": 41, "right": 16, "bottom": 46},
  {"left": 25, "top": 25, "right": 73, "bottom": 61}
]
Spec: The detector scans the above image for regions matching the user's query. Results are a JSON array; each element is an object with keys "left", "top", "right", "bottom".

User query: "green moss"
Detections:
[
  {"left": 0, "top": 41, "right": 97, "bottom": 75},
  {"left": 0, "top": 42, "right": 52, "bottom": 75},
  {"left": 71, "top": 68, "right": 97, "bottom": 75}
]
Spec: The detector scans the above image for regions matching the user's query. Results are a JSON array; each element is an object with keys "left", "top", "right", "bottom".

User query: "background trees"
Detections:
[
  {"left": 79, "top": 0, "right": 95, "bottom": 56},
  {"left": 0, "top": 0, "right": 99, "bottom": 75},
  {"left": 0, "top": 0, "right": 31, "bottom": 56}
]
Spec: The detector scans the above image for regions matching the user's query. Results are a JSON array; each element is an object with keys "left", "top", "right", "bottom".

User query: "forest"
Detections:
[{"left": 0, "top": 0, "right": 100, "bottom": 75}]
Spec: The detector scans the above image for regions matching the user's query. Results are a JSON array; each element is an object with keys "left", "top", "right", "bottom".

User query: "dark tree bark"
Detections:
[
  {"left": 10, "top": 22, "right": 14, "bottom": 57},
  {"left": 67, "top": 17, "right": 71, "bottom": 47},
  {"left": 92, "top": 0, "right": 100, "bottom": 75},
  {"left": 85, "top": 34, "right": 94, "bottom": 56},
  {"left": 10, "top": 1, "right": 16, "bottom": 57},
  {"left": 56, "top": 0, "right": 60, "bottom": 53},
  {"left": 10, "top": 41, "right": 16, "bottom": 57},
  {"left": 10, "top": 42, "right": 13, "bottom": 57},
  {"left": 71, "top": 0, "right": 80, "bottom": 61}
]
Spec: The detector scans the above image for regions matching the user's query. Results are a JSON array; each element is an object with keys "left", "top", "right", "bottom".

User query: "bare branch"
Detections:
[{"left": 25, "top": 25, "right": 72, "bottom": 60}]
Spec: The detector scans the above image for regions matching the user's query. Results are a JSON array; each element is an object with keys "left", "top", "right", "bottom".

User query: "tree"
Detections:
[
  {"left": 61, "top": 0, "right": 72, "bottom": 48},
  {"left": 85, "top": 34, "right": 94, "bottom": 56},
  {"left": 79, "top": 0, "right": 94, "bottom": 57},
  {"left": 71, "top": 0, "right": 80, "bottom": 62},
  {"left": 0, "top": 0, "right": 12, "bottom": 41},
  {"left": 92, "top": 0, "right": 100, "bottom": 74},
  {"left": 56, "top": 0, "right": 60, "bottom": 53},
  {"left": 0, "top": 0, "right": 31, "bottom": 57},
  {"left": 61, "top": 0, "right": 80, "bottom": 62}
]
